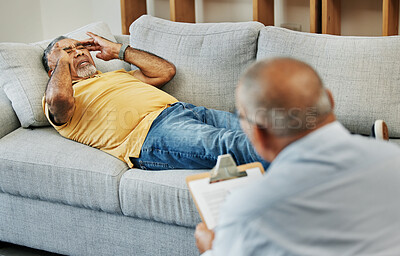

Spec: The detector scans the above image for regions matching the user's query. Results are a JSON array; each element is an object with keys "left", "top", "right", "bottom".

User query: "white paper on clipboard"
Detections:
[{"left": 188, "top": 167, "right": 263, "bottom": 230}]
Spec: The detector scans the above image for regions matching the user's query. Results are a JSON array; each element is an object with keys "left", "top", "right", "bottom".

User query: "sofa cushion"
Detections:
[
  {"left": 391, "top": 139, "right": 400, "bottom": 146},
  {"left": 0, "top": 21, "right": 125, "bottom": 128},
  {"left": 0, "top": 127, "right": 128, "bottom": 213},
  {"left": 0, "top": 88, "right": 20, "bottom": 139},
  {"left": 0, "top": 43, "right": 49, "bottom": 127},
  {"left": 120, "top": 169, "right": 202, "bottom": 228},
  {"left": 129, "top": 15, "right": 264, "bottom": 113},
  {"left": 257, "top": 26, "right": 400, "bottom": 138}
]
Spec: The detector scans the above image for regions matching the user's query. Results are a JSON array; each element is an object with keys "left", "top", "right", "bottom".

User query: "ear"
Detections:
[
  {"left": 48, "top": 69, "right": 53, "bottom": 77},
  {"left": 251, "top": 126, "right": 270, "bottom": 159},
  {"left": 326, "top": 89, "right": 335, "bottom": 110}
]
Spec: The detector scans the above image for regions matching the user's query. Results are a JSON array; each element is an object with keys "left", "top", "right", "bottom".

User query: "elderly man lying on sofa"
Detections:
[{"left": 42, "top": 32, "right": 269, "bottom": 170}]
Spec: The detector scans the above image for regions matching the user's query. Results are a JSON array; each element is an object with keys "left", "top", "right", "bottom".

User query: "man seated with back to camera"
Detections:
[
  {"left": 195, "top": 58, "right": 400, "bottom": 256},
  {"left": 41, "top": 32, "right": 269, "bottom": 170}
]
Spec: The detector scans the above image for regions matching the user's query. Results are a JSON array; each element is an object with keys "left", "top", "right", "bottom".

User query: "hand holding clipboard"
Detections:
[{"left": 186, "top": 154, "right": 265, "bottom": 230}]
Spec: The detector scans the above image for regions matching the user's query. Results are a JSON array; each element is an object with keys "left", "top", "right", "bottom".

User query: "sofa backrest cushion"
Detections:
[
  {"left": 129, "top": 15, "right": 264, "bottom": 113},
  {"left": 0, "top": 88, "right": 20, "bottom": 139},
  {"left": 0, "top": 22, "right": 126, "bottom": 127},
  {"left": 257, "top": 26, "right": 400, "bottom": 138}
]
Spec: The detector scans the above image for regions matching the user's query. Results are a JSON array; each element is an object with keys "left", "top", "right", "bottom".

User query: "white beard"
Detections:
[{"left": 76, "top": 63, "right": 97, "bottom": 78}]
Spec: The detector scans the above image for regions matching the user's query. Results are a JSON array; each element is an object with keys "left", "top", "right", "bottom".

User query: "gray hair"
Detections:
[
  {"left": 42, "top": 36, "right": 69, "bottom": 73},
  {"left": 239, "top": 59, "right": 333, "bottom": 137}
]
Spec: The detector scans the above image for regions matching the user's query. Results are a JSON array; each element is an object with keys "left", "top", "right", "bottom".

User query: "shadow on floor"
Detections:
[{"left": 0, "top": 242, "right": 64, "bottom": 256}]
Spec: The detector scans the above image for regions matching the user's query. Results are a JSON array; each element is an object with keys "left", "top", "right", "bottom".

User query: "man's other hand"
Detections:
[
  {"left": 48, "top": 42, "right": 72, "bottom": 71},
  {"left": 195, "top": 222, "right": 215, "bottom": 254},
  {"left": 81, "top": 32, "right": 121, "bottom": 61}
]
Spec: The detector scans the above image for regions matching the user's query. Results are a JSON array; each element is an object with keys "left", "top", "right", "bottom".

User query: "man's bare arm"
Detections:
[
  {"left": 82, "top": 32, "right": 176, "bottom": 88},
  {"left": 45, "top": 46, "right": 75, "bottom": 125},
  {"left": 123, "top": 47, "right": 176, "bottom": 88}
]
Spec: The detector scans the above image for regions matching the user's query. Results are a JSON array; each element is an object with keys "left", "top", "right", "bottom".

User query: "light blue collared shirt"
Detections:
[{"left": 203, "top": 121, "right": 400, "bottom": 256}]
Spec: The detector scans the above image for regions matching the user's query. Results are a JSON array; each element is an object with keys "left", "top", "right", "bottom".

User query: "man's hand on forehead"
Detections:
[
  {"left": 53, "top": 41, "right": 85, "bottom": 54},
  {"left": 48, "top": 42, "right": 72, "bottom": 69},
  {"left": 78, "top": 32, "right": 121, "bottom": 61},
  {"left": 62, "top": 42, "right": 84, "bottom": 52},
  {"left": 79, "top": 32, "right": 115, "bottom": 52},
  {"left": 79, "top": 38, "right": 101, "bottom": 52}
]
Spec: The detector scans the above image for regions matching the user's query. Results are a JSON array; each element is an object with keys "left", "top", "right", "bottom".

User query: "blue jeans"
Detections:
[{"left": 130, "top": 102, "right": 270, "bottom": 170}]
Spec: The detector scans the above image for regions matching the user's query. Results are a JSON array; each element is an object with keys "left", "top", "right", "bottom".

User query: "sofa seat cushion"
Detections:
[
  {"left": 391, "top": 139, "right": 400, "bottom": 146},
  {"left": 129, "top": 15, "right": 264, "bottom": 113},
  {"left": 0, "top": 127, "right": 128, "bottom": 213},
  {"left": 120, "top": 169, "right": 202, "bottom": 228},
  {"left": 257, "top": 26, "right": 400, "bottom": 138}
]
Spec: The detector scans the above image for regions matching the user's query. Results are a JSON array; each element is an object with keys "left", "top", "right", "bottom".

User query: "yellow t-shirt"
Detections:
[{"left": 42, "top": 69, "right": 178, "bottom": 168}]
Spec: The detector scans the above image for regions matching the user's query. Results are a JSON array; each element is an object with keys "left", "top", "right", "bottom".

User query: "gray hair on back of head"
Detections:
[{"left": 239, "top": 58, "right": 333, "bottom": 137}]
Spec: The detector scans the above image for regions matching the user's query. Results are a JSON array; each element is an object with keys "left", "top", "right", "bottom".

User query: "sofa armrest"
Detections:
[{"left": 0, "top": 88, "right": 20, "bottom": 139}]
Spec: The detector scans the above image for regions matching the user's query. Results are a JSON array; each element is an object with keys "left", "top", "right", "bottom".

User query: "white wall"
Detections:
[
  {"left": 0, "top": 0, "right": 121, "bottom": 43},
  {"left": 39, "top": 0, "right": 93, "bottom": 40},
  {"left": 0, "top": 0, "right": 396, "bottom": 43},
  {"left": 91, "top": 0, "right": 121, "bottom": 36},
  {"left": 0, "top": 0, "right": 44, "bottom": 42},
  {"left": 275, "top": 0, "right": 310, "bottom": 32},
  {"left": 341, "top": 0, "right": 382, "bottom": 36},
  {"left": 40, "top": 0, "right": 122, "bottom": 40}
]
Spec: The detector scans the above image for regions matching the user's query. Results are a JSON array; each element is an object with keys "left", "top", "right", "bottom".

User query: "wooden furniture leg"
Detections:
[
  {"left": 322, "top": 0, "right": 340, "bottom": 35},
  {"left": 121, "top": 0, "right": 147, "bottom": 35},
  {"left": 170, "top": 0, "right": 195, "bottom": 22},
  {"left": 383, "top": 0, "right": 399, "bottom": 36},
  {"left": 310, "top": 0, "right": 322, "bottom": 33},
  {"left": 253, "top": 0, "right": 274, "bottom": 26}
]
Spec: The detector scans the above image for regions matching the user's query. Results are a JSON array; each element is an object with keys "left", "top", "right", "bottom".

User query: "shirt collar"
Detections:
[
  {"left": 271, "top": 121, "right": 350, "bottom": 166},
  {"left": 72, "top": 70, "right": 102, "bottom": 85}
]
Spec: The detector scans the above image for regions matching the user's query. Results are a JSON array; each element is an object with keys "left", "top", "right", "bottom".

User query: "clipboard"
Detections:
[{"left": 186, "top": 154, "right": 265, "bottom": 230}]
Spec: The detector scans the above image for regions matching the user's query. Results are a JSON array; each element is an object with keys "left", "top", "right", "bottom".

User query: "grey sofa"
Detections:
[{"left": 0, "top": 15, "right": 399, "bottom": 256}]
